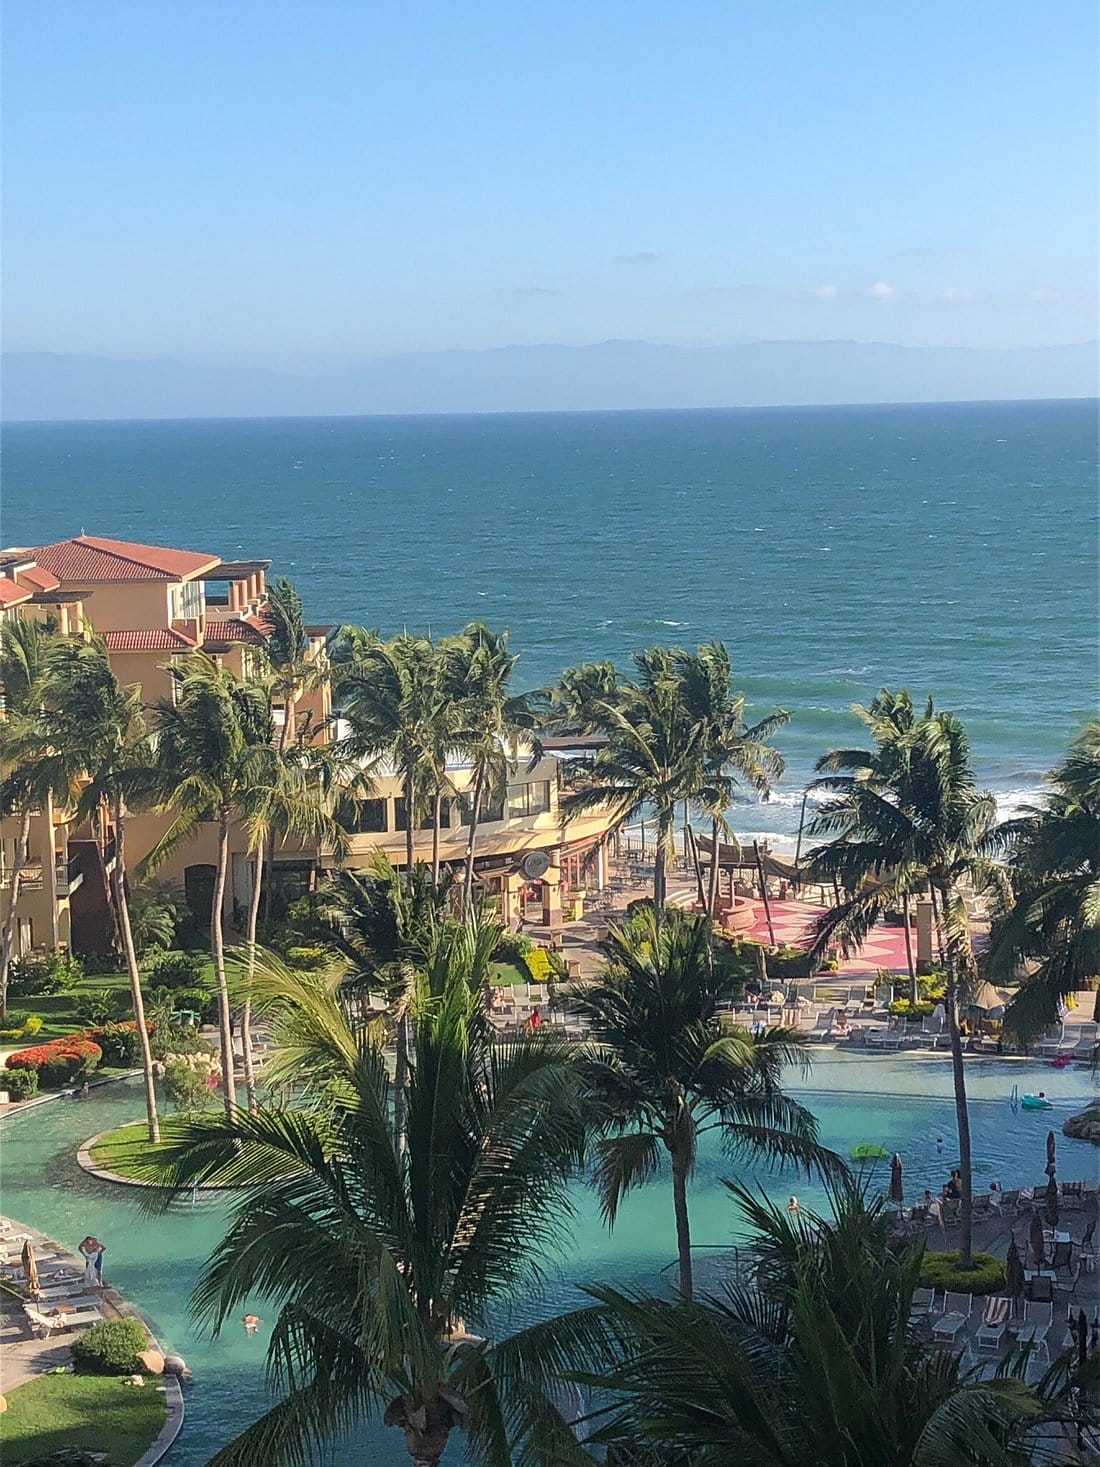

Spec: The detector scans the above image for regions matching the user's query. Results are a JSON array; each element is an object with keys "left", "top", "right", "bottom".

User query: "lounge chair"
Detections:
[
  {"left": 1035, "top": 1023, "right": 1066, "bottom": 1057},
  {"left": 24, "top": 1302, "right": 104, "bottom": 1335},
  {"left": 866, "top": 1026, "right": 903, "bottom": 1050},
  {"left": 806, "top": 1008, "right": 836, "bottom": 1043},
  {"left": 1016, "top": 1300, "right": 1054, "bottom": 1349},
  {"left": 974, "top": 1295, "right": 1012, "bottom": 1350},
  {"left": 1051, "top": 1240, "right": 1073, "bottom": 1271},
  {"left": 1069, "top": 1021, "right": 1097, "bottom": 1060},
  {"left": 1026, "top": 1274, "right": 1054, "bottom": 1303},
  {"left": 942, "top": 1198, "right": 961, "bottom": 1228},
  {"left": 1053, "top": 1263, "right": 1082, "bottom": 1300},
  {"left": 932, "top": 1292, "right": 972, "bottom": 1343},
  {"left": 908, "top": 1287, "right": 935, "bottom": 1325}
]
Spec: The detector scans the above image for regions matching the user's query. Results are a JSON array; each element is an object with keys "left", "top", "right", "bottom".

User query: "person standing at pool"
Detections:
[{"left": 79, "top": 1235, "right": 105, "bottom": 1289}]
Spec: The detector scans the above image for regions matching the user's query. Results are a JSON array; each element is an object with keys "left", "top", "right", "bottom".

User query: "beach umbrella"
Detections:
[
  {"left": 1030, "top": 1212, "right": 1046, "bottom": 1267},
  {"left": 1005, "top": 1236, "right": 1024, "bottom": 1304},
  {"left": 1045, "top": 1175, "right": 1059, "bottom": 1229},
  {"left": 888, "top": 1153, "right": 904, "bottom": 1205},
  {"left": 1076, "top": 1308, "right": 1088, "bottom": 1368},
  {"left": 21, "top": 1239, "right": 38, "bottom": 1296},
  {"left": 1046, "top": 1129, "right": 1057, "bottom": 1178},
  {"left": 969, "top": 980, "right": 1005, "bottom": 1015}
]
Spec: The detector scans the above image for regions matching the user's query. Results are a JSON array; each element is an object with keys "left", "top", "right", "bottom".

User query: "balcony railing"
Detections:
[
  {"left": 0, "top": 864, "right": 43, "bottom": 891},
  {"left": 55, "top": 853, "right": 84, "bottom": 896}
]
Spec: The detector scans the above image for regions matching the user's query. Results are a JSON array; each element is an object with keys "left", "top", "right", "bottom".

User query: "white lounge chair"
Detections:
[
  {"left": 866, "top": 1026, "right": 903, "bottom": 1050},
  {"left": 908, "top": 1287, "right": 935, "bottom": 1324},
  {"left": 932, "top": 1292, "right": 972, "bottom": 1343},
  {"left": 1035, "top": 1023, "right": 1066, "bottom": 1057},
  {"left": 975, "top": 1295, "right": 1011, "bottom": 1351},
  {"left": 24, "top": 1302, "right": 104, "bottom": 1335},
  {"left": 1071, "top": 1023, "right": 1098, "bottom": 1060},
  {"left": 1016, "top": 1300, "right": 1054, "bottom": 1349},
  {"left": 806, "top": 1008, "right": 836, "bottom": 1043}
]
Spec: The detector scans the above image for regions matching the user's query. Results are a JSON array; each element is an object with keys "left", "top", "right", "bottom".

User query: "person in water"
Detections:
[
  {"left": 787, "top": 1196, "right": 801, "bottom": 1216},
  {"left": 242, "top": 1314, "right": 261, "bottom": 1335}
]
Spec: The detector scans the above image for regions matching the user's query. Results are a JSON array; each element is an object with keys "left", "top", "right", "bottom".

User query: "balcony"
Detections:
[
  {"left": 55, "top": 853, "right": 84, "bottom": 897},
  {"left": 0, "top": 864, "right": 43, "bottom": 891}
]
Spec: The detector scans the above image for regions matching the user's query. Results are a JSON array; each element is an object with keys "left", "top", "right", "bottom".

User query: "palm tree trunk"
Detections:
[
  {"left": 685, "top": 822, "right": 707, "bottom": 908},
  {"left": 241, "top": 846, "right": 263, "bottom": 1114},
  {"left": 261, "top": 828, "right": 276, "bottom": 923},
  {"left": 393, "top": 1011, "right": 410, "bottom": 1159},
  {"left": 902, "top": 890, "right": 917, "bottom": 1006},
  {"left": 462, "top": 765, "right": 485, "bottom": 914},
  {"left": 404, "top": 770, "right": 416, "bottom": 877},
  {"left": 211, "top": 814, "right": 236, "bottom": 1123},
  {"left": 939, "top": 882, "right": 974, "bottom": 1270},
  {"left": 111, "top": 803, "right": 160, "bottom": 1144},
  {"left": 431, "top": 791, "right": 442, "bottom": 885},
  {"left": 671, "top": 1143, "right": 694, "bottom": 1298},
  {"left": 0, "top": 807, "right": 32, "bottom": 1021},
  {"left": 654, "top": 807, "right": 674, "bottom": 912},
  {"left": 706, "top": 817, "right": 722, "bottom": 920}
]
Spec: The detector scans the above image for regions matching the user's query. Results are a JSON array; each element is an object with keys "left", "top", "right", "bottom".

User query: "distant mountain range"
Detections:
[{"left": 2, "top": 339, "right": 1096, "bottom": 420}]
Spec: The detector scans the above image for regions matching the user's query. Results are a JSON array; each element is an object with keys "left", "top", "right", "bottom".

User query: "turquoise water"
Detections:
[
  {"left": 2, "top": 400, "right": 1096, "bottom": 838},
  {"left": 2, "top": 1057, "right": 1095, "bottom": 1464}
]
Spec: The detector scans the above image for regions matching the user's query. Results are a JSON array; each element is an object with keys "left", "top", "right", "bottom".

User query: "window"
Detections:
[
  {"left": 506, "top": 782, "right": 551, "bottom": 819},
  {"left": 352, "top": 799, "right": 387, "bottom": 834}
]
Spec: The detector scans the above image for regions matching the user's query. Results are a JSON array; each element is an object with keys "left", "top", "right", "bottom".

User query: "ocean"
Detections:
[{"left": 2, "top": 398, "right": 1096, "bottom": 840}]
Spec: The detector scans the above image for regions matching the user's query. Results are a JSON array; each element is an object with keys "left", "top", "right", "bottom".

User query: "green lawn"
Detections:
[
  {"left": 88, "top": 1121, "right": 177, "bottom": 1182},
  {"left": 489, "top": 962, "right": 529, "bottom": 987},
  {"left": 0, "top": 1371, "right": 167, "bottom": 1466},
  {"left": 12, "top": 972, "right": 134, "bottom": 1044}
]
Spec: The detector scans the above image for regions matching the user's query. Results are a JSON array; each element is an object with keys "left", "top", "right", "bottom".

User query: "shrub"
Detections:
[
  {"left": 75, "top": 988, "right": 130, "bottom": 1027},
  {"left": 3, "top": 1067, "right": 39, "bottom": 1101},
  {"left": 70, "top": 1316, "right": 151, "bottom": 1375},
  {"left": 7, "top": 1036, "right": 103, "bottom": 1088},
  {"left": 8, "top": 952, "right": 84, "bottom": 997},
  {"left": 524, "top": 945, "right": 554, "bottom": 982},
  {"left": 146, "top": 949, "right": 208, "bottom": 990},
  {"left": 162, "top": 1054, "right": 217, "bottom": 1114},
  {"left": 888, "top": 999, "right": 934, "bottom": 1020},
  {"left": 22, "top": 1013, "right": 43, "bottom": 1037},
  {"left": 160, "top": 983, "right": 217, "bottom": 1024},
  {"left": 919, "top": 1250, "right": 1006, "bottom": 1296},
  {"left": 284, "top": 944, "right": 329, "bottom": 970},
  {"left": 88, "top": 1022, "right": 140, "bottom": 1066},
  {"left": 494, "top": 932, "right": 533, "bottom": 963},
  {"left": 151, "top": 1024, "right": 214, "bottom": 1060}
]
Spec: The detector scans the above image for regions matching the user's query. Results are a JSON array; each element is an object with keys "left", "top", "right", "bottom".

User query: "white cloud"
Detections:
[
  {"left": 812, "top": 284, "right": 839, "bottom": 301},
  {"left": 865, "top": 281, "right": 898, "bottom": 300}
]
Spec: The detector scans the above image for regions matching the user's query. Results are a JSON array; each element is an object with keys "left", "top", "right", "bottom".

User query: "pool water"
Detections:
[{"left": 3, "top": 1054, "right": 1095, "bottom": 1465}]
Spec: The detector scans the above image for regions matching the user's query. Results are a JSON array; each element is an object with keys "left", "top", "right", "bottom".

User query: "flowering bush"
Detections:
[{"left": 6, "top": 1035, "right": 103, "bottom": 1088}]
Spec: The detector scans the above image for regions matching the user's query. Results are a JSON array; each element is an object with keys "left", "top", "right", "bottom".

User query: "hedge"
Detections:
[
  {"left": 6, "top": 1036, "right": 103, "bottom": 1088},
  {"left": 919, "top": 1250, "right": 1006, "bottom": 1296},
  {"left": 70, "top": 1317, "right": 151, "bottom": 1375},
  {"left": 3, "top": 1066, "right": 39, "bottom": 1101}
]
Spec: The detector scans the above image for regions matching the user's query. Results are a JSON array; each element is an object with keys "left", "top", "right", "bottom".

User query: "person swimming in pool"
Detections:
[{"left": 242, "top": 1314, "right": 261, "bottom": 1335}]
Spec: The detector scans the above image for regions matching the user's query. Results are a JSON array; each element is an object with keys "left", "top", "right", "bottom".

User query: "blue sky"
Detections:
[{"left": 3, "top": 1, "right": 1096, "bottom": 366}]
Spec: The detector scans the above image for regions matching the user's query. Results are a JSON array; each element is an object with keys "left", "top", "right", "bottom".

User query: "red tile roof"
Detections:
[
  {"left": 103, "top": 628, "right": 198, "bottom": 652},
  {"left": 203, "top": 617, "right": 267, "bottom": 646},
  {"left": 0, "top": 580, "right": 32, "bottom": 606},
  {"left": 32, "top": 535, "right": 220, "bottom": 583},
  {"left": 19, "top": 564, "right": 62, "bottom": 592}
]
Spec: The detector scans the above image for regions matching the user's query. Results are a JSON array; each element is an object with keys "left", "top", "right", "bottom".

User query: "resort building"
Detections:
[{"left": 0, "top": 533, "right": 614, "bottom": 959}]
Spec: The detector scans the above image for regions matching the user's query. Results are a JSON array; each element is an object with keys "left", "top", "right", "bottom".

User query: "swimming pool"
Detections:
[{"left": 2, "top": 1054, "right": 1095, "bottom": 1465}]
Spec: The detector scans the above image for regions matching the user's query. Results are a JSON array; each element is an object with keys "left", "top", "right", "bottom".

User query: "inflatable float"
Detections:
[
  {"left": 1021, "top": 1094, "right": 1053, "bottom": 1111},
  {"left": 850, "top": 1142, "right": 890, "bottom": 1161}
]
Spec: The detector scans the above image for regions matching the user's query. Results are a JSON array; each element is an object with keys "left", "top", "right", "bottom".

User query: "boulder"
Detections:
[
  {"left": 1063, "top": 1108, "right": 1100, "bottom": 1144},
  {"left": 163, "top": 1353, "right": 191, "bottom": 1377},
  {"left": 137, "top": 1347, "right": 165, "bottom": 1375}
]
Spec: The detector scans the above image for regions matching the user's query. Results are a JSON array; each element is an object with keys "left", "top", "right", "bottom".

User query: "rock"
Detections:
[
  {"left": 1063, "top": 1108, "right": 1100, "bottom": 1144},
  {"left": 163, "top": 1353, "right": 191, "bottom": 1377},
  {"left": 137, "top": 1347, "right": 165, "bottom": 1375}
]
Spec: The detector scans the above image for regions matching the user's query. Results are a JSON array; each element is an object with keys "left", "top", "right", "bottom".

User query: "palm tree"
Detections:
[
  {"left": 987, "top": 721, "right": 1100, "bottom": 1037},
  {"left": 333, "top": 631, "right": 447, "bottom": 877},
  {"left": 551, "top": 1181, "right": 1085, "bottom": 1465},
  {"left": 555, "top": 647, "right": 706, "bottom": 910},
  {"left": 807, "top": 692, "right": 1006, "bottom": 1270},
  {"left": 442, "top": 624, "right": 536, "bottom": 909},
  {"left": 42, "top": 639, "right": 164, "bottom": 1142},
  {"left": 144, "top": 654, "right": 276, "bottom": 1122},
  {"left": 318, "top": 851, "right": 459, "bottom": 1153},
  {"left": 562, "top": 908, "right": 836, "bottom": 1298},
  {"left": 258, "top": 578, "right": 323, "bottom": 919},
  {"left": 676, "top": 643, "right": 790, "bottom": 921},
  {"left": 140, "top": 935, "right": 588, "bottom": 1467},
  {"left": 237, "top": 719, "right": 348, "bottom": 1112},
  {"left": 0, "top": 618, "right": 68, "bottom": 1013}
]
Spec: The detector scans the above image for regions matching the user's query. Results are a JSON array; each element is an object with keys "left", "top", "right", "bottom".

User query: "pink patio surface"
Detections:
[{"left": 743, "top": 897, "right": 913, "bottom": 976}]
